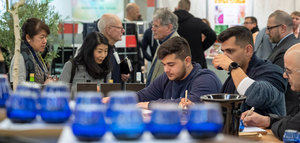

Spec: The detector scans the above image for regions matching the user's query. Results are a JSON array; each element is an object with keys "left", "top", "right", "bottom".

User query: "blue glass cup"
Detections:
[
  {"left": 43, "top": 81, "right": 70, "bottom": 93},
  {"left": 0, "top": 74, "right": 11, "bottom": 108},
  {"left": 283, "top": 129, "right": 298, "bottom": 143},
  {"left": 16, "top": 82, "right": 41, "bottom": 112},
  {"left": 185, "top": 103, "right": 223, "bottom": 139},
  {"left": 106, "top": 91, "right": 137, "bottom": 119},
  {"left": 72, "top": 104, "right": 107, "bottom": 141},
  {"left": 148, "top": 103, "right": 182, "bottom": 139},
  {"left": 75, "top": 92, "right": 102, "bottom": 105},
  {"left": 110, "top": 104, "right": 144, "bottom": 140},
  {"left": 40, "top": 82, "right": 71, "bottom": 123},
  {"left": 6, "top": 91, "right": 37, "bottom": 123}
]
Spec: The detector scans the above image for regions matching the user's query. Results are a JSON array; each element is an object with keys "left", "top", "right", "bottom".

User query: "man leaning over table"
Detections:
[
  {"left": 102, "top": 37, "right": 222, "bottom": 109},
  {"left": 136, "top": 36, "right": 221, "bottom": 109},
  {"left": 241, "top": 43, "right": 300, "bottom": 140}
]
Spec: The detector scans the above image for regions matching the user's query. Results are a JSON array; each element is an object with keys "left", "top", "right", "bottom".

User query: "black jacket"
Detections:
[
  {"left": 267, "top": 34, "right": 300, "bottom": 116},
  {"left": 174, "top": 10, "right": 216, "bottom": 68},
  {"left": 271, "top": 101, "right": 300, "bottom": 140}
]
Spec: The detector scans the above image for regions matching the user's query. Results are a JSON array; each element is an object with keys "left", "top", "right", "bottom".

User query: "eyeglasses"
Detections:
[
  {"left": 110, "top": 25, "right": 124, "bottom": 30},
  {"left": 267, "top": 24, "right": 282, "bottom": 31},
  {"left": 152, "top": 24, "right": 164, "bottom": 29},
  {"left": 284, "top": 67, "right": 300, "bottom": 77}
]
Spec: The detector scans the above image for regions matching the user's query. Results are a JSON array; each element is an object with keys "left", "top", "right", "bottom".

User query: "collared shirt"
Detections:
[{"left": 277, "top": 33, "right": 293, "bottom": 46}]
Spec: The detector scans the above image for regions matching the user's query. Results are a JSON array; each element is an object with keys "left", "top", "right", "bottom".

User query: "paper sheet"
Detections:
[{"left": 241, "top": 127, "right": 266, "bottom": 133}]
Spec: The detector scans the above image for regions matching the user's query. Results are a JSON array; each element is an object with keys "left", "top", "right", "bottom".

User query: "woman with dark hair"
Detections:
[
  {"left": 10, "top": 18, "right": 53, "bottom": 84},
  {"left": 59, "top": 32, "right": 111, "bottom": 91}
]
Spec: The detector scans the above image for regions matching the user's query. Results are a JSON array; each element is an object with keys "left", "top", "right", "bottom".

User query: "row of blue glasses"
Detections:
[
  {"left": 6, "top": 81, "right": 71, "bottom": 123},
  {"left": 71, "top": 91, "right": 223, "bottom": 141}
]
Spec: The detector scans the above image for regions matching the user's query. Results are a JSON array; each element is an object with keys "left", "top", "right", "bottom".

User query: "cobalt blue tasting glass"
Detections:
[
  {"left": 110, "top": 104, "right": 145, "bottom": 140},
  {"left": 75, "top": 92, "right": 102, "bottom": 105},
  {"left": 40, "top": 82, "right": 71, "bottom": 123},
  {"left": 148, "top": 103, "right": 182, "bottom": 139},
  {"left": 16, "top": 82, "right": 41, "bottom": 113},
  {"left": 283, "top": 129, "right": 298, "bottom": 143},
  {"left": 6, "top": 91, "right": 37, "bottom": 123},
  {"left": 0, "top": 74, "right": 11, "bottom": 108},
  {"left": 72, "top": 104, "right": 107, "bottom": 141},
  {"left": 185, "top": 103, "right": 223, "bottom": 139},
  {"left": 106, "top": 91, "right": 138, "bottom": 119},
  {"left": 43, "top": 81, "right": 70, "bottom": 93}
]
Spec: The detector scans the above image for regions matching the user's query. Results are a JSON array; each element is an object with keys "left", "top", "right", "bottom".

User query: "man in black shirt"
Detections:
[{"left": 241, "top": 43, "right": 300, "bottom": 140}]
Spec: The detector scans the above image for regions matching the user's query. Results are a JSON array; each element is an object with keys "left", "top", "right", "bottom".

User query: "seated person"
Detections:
[
  {"left": 59, "top": 32, "right": 111, "bottom": 91},
  {"left": 213, "top": 26, "right": 287, "bottom": 116},
  {"left": 241, "top": 43, "right": 300, "bottom": 140},
  {"left": 136, "top": 36, "right": 221, "bottom": 109},
  {"left": 10, "top": 18, "right": 54, "bottom": 84}
]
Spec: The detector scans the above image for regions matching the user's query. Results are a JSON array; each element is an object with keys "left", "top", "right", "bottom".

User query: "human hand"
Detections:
[
  {"left": 241, "top": 110, "right": 270, "bottom": 127},
  {"left": 102, "top": 97, "right": 110, "bottom": 104},
  {"left": 179, "top": 98, "right": 194, "bottom": 109},
  {"left": 212, "top": 54, "right": 233, "bottom": 71},
  {"left": 121, "top": 74, "right": 130, "bottom": 82},
  {"left": 137, "top": 102, "right": 149, "bottom": 109}
]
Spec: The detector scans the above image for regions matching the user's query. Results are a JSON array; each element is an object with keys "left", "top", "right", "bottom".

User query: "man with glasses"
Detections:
[
  {"left": 98, "top": 14, "right": 130, "bottom": 83},
  {"left": 266, "top": 10, "right": 300, "bottom": 116},
  {"left": 267, "top": 10, "right": 299, "bottom": 68},
  {"left": 213, "top": 26, "right": 287, "bottom": 116},
  {"left": 146, "top": 8, "right": 180, "bottom": 86},
  {"left": 241, "top": 43, "right": 300, "bottom": 141},
  {"left": 243, "top": 16, "right": 259, "bottom": 43}
]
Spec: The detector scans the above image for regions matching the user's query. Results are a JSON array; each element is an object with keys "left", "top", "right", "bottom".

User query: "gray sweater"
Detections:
[{"left": 59, "top": 61, "right": 110, "bottom": 93}]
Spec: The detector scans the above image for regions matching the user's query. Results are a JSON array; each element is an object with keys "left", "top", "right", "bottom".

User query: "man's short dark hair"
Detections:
[
  {"left": 217, "top": 26, "right": 254, "bottom": 48},
  {"left": 158, "top": 36, "right": 191, "bottom": 61},
  {"left": 245, "top": 16, "right": 257, "bottom": 24}
]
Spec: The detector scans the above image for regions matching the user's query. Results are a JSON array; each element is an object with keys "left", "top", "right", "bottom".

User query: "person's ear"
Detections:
[
  {"left": 185, "top": 56, "right": 192, "bottom": 66},
  {"left": 26, "top": 34, "right": 31, "bottom": 42},
  {"left": 280, "top": 24, "right": 287, "bottom": 34},
  {"left": 167, "top": 24, "right": 173, "bottom": 31},
  {"left": 245, "top": 44, "right": 253, "bottom": 57}
]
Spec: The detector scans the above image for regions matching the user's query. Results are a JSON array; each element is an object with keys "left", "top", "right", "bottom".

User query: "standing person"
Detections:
[
  {"left": 244, "top": 16, "right": 259, "bottom": 43},
  {"left": 98, "top": 14, "right": 130, "bottom": 83},
  {"left": 10, "top": 18, "right": 53, "bottom": 84},
  {"left": 174, "top": 0, "right": 216, "bottom": 69},
  {"left": 59, "top": 32, "right": 111, "bottom": 91},
  {"left": 213, "top": 26, "right": 287, "bottom": 116},
  {"left": 254, "top": 27, "right": 275, "bottom": 60},
  {"left": 241, "top": 43, "right": 300, "bottom": 141},
  {"left": 267, "top": 10, "right": 299, "bottom": 68},
  {"left": 124, "top": 3, "right": 142, "bottom": 21},
  {"left": 266, "top": 10, "right": 300, "bottom": 115},
  {"left": 291, "top": 11, "right": 300, "bottom": 38},
  {"left": 145, "top": 8, "right": 179, "bottom": 86}
]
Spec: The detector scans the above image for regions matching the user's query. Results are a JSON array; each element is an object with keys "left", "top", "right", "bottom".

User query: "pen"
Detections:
[
  {"left": 185, "top": 90, "right": 188, "bottom": 102},
  {"left": 245, "top": 107, "right": 255, "bottom": 117}
]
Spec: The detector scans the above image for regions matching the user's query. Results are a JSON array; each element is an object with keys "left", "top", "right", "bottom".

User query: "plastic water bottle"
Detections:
[{"left": 283, "top": 129, "right": 298, "bottom": 143}]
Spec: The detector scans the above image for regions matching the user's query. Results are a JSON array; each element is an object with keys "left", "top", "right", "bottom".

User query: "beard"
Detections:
[
  {"left": 270, "top": 31, "right": 281, "bottom": 43},
  {"left": 174, "top": 64, "right": 187, "bottom": 81}
]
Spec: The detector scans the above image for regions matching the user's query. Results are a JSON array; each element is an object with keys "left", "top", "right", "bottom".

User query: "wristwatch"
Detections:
[{"left": 228, "top": 62, "right": 240, "bottom": 74}]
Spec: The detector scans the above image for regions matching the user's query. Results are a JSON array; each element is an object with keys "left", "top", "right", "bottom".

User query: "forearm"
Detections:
[
  {"left": 244, "top": 81, "right": 285, "bottom": 109},
  {"left": 231, "top": 67, "right": 248, "bottom": 88}
]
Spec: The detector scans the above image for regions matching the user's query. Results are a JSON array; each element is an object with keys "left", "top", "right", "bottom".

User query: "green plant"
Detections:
[{"left": 0, "top": 0, "right": 62, "bottom": 68}]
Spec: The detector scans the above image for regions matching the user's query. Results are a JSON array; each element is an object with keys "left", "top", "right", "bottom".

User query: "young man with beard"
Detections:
[{"left": 136, "top": 37, "right": 222, "bottom": 109}]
